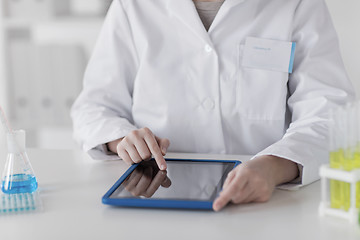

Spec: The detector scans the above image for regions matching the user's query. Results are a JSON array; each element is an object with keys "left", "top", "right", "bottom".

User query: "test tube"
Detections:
[
  {"left": 329, "top": 108, "right": 337, "bottom": 167},
  {"left": 355, "top": 101, "right": 360, "bottom": 168},
  {"left": 329, "top": 107, "right": 342, "bottom": 209},
  {"left": 356, "top": 102, "right": 360, "bottom": 208},
  {"left": 342, "top": 105, "right": 353, "bottom": 210},
  {"left": 345, "top": 103, "right": 356, "bottom": 171}
]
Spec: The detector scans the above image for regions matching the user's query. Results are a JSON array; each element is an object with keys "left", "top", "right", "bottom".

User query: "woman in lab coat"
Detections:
[{"left": 71, "top": 0, "right": 355, "bottom": 211}]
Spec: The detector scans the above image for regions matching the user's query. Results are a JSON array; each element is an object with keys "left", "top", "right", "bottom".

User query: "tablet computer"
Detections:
[{"left": 102, "top": 158, "right": 241, "bottom": 210}]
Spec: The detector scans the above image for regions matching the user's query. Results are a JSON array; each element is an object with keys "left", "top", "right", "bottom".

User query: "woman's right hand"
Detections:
[{"left": 107, "top": 127, "right": 170, "bottom": 170}]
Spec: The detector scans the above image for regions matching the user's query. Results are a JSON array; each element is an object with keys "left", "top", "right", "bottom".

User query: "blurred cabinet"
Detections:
[
  {"left": 5, "top": 0, "right": 70, "bottom": 19},
  {"left": 9, "top": 42, "right": 86, "bottom": 127},
  {"left": 3, "top": 0, "right": 112, "bottom": 19},
  {"left": 0, "top": 0, "right": 111, "bottom": 148}
]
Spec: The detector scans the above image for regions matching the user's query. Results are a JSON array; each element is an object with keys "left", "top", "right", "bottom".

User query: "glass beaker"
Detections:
[{"left": 1, "top": 130, "right": 38, "bottom": 194}]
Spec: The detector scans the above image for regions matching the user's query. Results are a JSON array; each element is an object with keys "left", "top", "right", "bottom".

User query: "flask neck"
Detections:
[{"left": 7, "top": 130, "right": 26, "bottom": 154}]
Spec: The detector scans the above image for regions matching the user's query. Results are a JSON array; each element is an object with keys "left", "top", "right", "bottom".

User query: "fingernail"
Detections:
[{"left": 160, "top": 164, "right": 166, "bottom": 170}]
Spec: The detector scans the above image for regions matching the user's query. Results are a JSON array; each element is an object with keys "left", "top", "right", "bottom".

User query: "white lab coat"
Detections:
[{"left": 71, "top": 0, "right": 355, "bottom": 187}]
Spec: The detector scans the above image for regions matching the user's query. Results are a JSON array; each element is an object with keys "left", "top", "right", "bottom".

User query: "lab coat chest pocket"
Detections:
[{"left": 237, "top": 44, "right": 289, "bottom": 120}]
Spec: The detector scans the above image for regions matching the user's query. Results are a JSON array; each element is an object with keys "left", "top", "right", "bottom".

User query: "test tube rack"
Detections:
[
  {"left": 0, "top": 191, "right": 42, "bottom": 215},
  {"left": 319, "top": 164, "right": 360, "bottom": 224}
]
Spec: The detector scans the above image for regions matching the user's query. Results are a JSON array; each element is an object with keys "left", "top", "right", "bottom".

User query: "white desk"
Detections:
[{"left": 1, "top": 149, "right": 360, "bottom": 240}]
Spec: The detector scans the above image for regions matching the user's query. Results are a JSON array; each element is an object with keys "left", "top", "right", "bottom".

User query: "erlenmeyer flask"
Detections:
[{"left": 1, "top": 130, "right": 38, "bottom": 194}]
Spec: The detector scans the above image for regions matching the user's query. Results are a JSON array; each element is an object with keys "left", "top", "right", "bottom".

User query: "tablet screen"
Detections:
[{"left": 109, "top": 160, "right": 235, "bottom": 201}]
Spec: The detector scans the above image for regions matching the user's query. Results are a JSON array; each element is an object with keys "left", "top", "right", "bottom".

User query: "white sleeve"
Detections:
[
  {"left": 71, "top": 0, "right": 138, "bottom": 160},
  {"left": 252, "top": 0, "right": 356, "bottom": 188}
]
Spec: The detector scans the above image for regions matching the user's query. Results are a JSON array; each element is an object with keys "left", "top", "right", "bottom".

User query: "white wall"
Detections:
[
  {"left": 326, "top": 0, "right": 360, "bottom": 96},
  {"left": 0, "top": 0, "right": 8, "bottom": 112},
  {"left": 0, "top": 0, "right": 7, "bottom": 162}
]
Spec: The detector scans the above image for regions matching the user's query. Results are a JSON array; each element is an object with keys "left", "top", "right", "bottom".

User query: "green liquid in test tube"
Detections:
[
  {"left": 335, "top": 149, "right": 350, "bottom": 211},
  {"left": 329, "top": 150, "right": 342, "bottom": 209},
  {"left": 355, "top": 149, "right": 360, "bottom": 208}
]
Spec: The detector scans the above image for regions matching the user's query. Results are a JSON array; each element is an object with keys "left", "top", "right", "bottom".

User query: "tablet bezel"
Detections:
[{"left": 102, "top": 158, "right": 241, "bottom": 210}]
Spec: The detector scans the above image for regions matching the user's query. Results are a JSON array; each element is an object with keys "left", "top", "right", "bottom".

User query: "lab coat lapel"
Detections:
[
  {"left": 167, "top": 0, "right": 247, "bottom": 39},
  {"left": 208, "top": 0, "right": 247, "bottom": 32},
  {"left": 167, "top": 0, "right": 211, "bottom": 43}
]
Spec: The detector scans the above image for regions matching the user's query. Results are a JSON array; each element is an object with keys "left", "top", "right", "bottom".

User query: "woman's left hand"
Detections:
[{"left": 213, "top": 155, "right": 299, "bottom": 211}]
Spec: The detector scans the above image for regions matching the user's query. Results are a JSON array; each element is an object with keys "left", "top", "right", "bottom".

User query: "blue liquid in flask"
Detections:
[{"left": 1, "top": 174, "right": 38, "bottom": 194}]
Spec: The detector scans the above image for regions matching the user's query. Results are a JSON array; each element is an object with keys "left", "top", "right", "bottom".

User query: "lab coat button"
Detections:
[
  {"left": 204, "top": 44, "right": 212, "bottom": 53},
  {"left": 202, "top": 98, "right": 215, "bottom": 110}
]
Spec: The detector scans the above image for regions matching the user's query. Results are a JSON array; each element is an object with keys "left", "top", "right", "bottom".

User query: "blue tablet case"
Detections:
[{"left": 102, "top": 159, "right": 241, "bottom": 210}]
